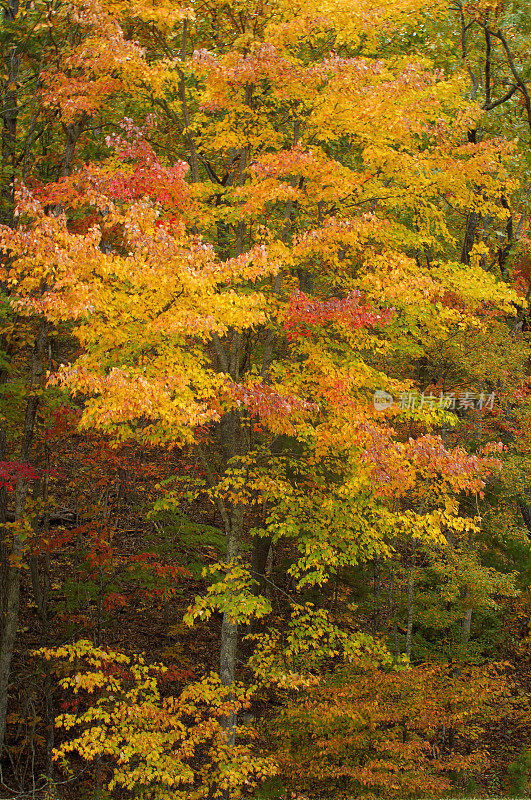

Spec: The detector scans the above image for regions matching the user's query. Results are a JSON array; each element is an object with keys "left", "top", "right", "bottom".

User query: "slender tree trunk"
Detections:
[
  {"left": 462, "top": 608, "right": 472, "bottom": 644},
  {"left": 178, "top": 19, "right": 199, "bottom": 184},
  {"left": 387, "top": 571, "right": 400, "bottom": 662},
  {"left": 0, "top": 0, "right": 19, "bottom": 227},
  {"left": 218, "top": 503, "right": 244, "bottom": 782},
  {"left": 217, "top": 89, "right": 253, "bottom": 725},
  {"left": 405, "top": 541, "right": 416, "bottom": 662},
  {"left": 251, "top": 534, "right": 272, "bottom": 597},
  {"left": 30, "top": 449, "right": 54, "bottom": 779},
  {"left": 260, "top": 119, "right": 299, "bottom": 380},
  {"left": 215, "top": 398, "right": 248, "bottom": 765},
  {"left": 220, "top": 504, "right": 244, "bottom": 691},
  {"left": 0, "top": 321, "right": 48, "bottom": 756},
  {"left": 0, "top": 518, "right": 22, "bottom": 757},
  {"left": 373, "top": 556, "right": 381, "bottom": 629}
]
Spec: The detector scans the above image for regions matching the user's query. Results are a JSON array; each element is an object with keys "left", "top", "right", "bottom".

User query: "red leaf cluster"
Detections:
[
  {"left": 230, "top": 381, "right": 317, "bottom": 421},
  {"left": 0, "top": 461, "right": 39, "bottom": 492},
  {"left": 284, "top": 290, "right": 394, "bottom": 340}
]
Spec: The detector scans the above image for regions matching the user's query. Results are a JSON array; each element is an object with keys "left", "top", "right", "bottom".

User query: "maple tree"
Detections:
[{"left": 0, "top": 0, "right": 529, "bottom": 797}]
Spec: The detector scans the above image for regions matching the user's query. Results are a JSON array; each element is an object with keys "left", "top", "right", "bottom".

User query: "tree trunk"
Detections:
[
  {"left": 219, "top": 502, "right": 244, "bottom": 752},
  {"left": 0, "top": 0, "right": 19, "bottom": 227},
  {"left": 405, "top": 541, "right": 416, "bottom": 662},
  {"left": 0, "top": 321, "right": 48, "bottom": 756},
  {"left": 462, "top": 608, "right": 472, "bottom": 645},
  {"left": 251, "top": 533, "right": 272, "bottom": 598},
  {"left": 58, "top": 117, "right": 86, "bottom": 179},
  {"left": 372, "top": 556, "right": 381, "bottom": 628},
  {"left": 460, "top": 211, "right": 480, "bottom": 265}
]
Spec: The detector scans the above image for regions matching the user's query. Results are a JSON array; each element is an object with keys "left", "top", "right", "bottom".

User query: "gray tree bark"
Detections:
[
  {"left": 0, "top": 321, "right": 49, "bottom": 756},
  {"left": 0, "top": 0, "right": 19, "bottom": 227}
]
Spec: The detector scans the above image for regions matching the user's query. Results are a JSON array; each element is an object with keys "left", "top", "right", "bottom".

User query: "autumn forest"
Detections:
[{"left": 0, "top": 0, "right": 530, "bottom": 798}]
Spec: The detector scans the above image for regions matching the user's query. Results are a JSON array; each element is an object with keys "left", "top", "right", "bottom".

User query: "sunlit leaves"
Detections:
[{"left": 35, "top": 642, "right": 276, "bottom": 799}]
